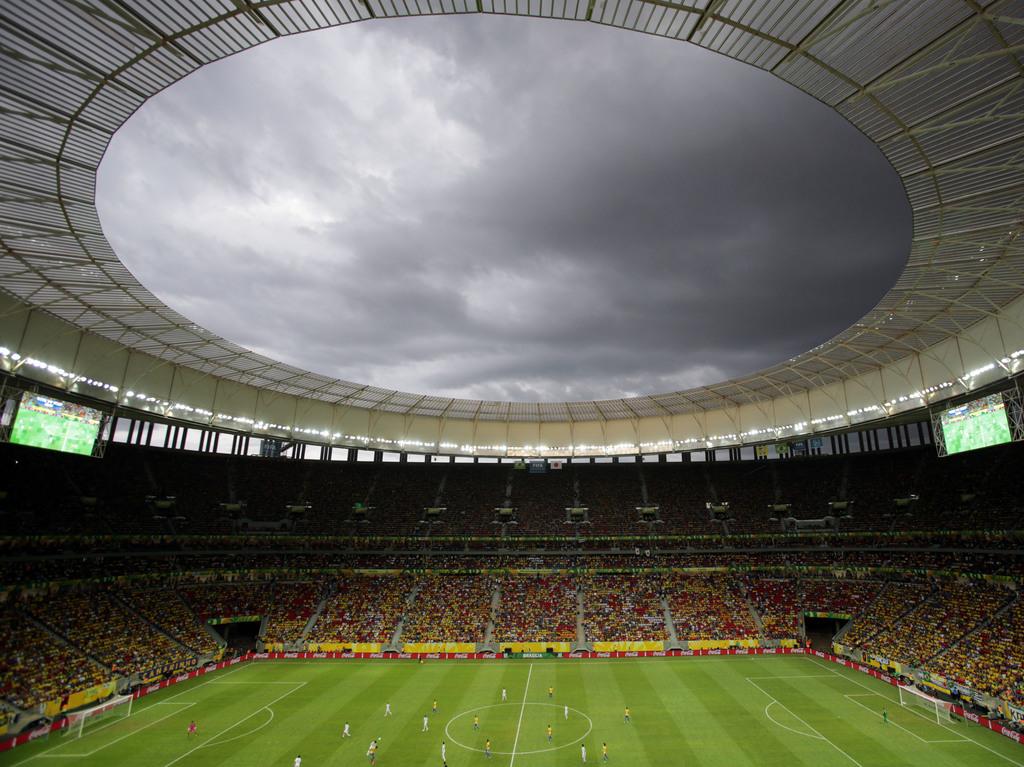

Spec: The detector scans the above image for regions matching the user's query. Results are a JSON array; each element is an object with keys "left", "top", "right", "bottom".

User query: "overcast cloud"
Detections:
[{"left": 97, "top": 16, "right": 910, "bottom": 402}]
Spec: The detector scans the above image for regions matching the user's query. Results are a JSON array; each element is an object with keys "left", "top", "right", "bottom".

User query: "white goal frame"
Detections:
[
  {"left": 898, "top": 685, "right": 955, "bottom": 725},
  {"left": 62, "top": 694, "right": 134, "bottom": 739}
]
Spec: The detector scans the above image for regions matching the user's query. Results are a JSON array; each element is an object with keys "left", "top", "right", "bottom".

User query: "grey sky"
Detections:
[{"left": 97, "top": 16, "right": 910, "bottom": 402}]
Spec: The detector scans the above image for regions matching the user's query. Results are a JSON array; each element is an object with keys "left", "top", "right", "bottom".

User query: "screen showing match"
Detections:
[
  {"left": 939, "top": 393, "right": 1012, "bottom": 455},
  {"left": 9, "top": 392, "right": 102, "bottom": 456}
]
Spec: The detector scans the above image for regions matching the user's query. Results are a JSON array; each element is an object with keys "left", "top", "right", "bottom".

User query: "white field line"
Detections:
[
  {"left": 205, "top": 681, "right": 300, "bottom": 685},
  {"left": 155, "top": 662, "right": 253, "bottom": 704},
  {"left": 842, "top": 694, "right": 965, "bottom": 744},
  {"left": 198, "top": 707, "right": 275, "bottom": 749},
  {"left": 764, "top": 701, "right": 824, "bottom": 740},
  {"left": 746, "top": 677, "right": 864, "bottom": 767},
  {"left": 161, "top": 682, "right": 306, "bottom": 767},
  {"left": 39, "top": 703, "right": 197, "bottom": 759},
  {"left": 747, "top": 674, "right": 837, "bottom": 680},
  {"left": 508, "top": 663, "right": 534, "bottom": 767},
  {"left": 807, "top": 657, "right": 1024, "bottom": 767}
]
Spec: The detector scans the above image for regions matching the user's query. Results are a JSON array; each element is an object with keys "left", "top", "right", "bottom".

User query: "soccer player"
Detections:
[
  {"left": 623, "top": 706, "right": 630, "bottom": 724},
  {"left": 581, "top": 743, "right": 587, "bottom": 763},
  {"left": 294, "top": 756, "right": 302, "bottom": 767},
  {"left": 422, "top": 714, "right": 430, "bottom": 732},
  {"left": 564, "top": 704, "right": 569, "bottom": 720},
  {"left": 602, "top": 742, "right": 609, "bottom": 762},
  {"left": 342, "top": 721, "right": 351, "bottom": 738},
  {"left": 547, "top": 724, "right": 553, "bottom": 742},
  {"left": 433, "top": 699, "right": 438, "bottom": 713},
  {"left": 473, "top": 714, "right": 480, "bottom": 730},
  {"left": 187, "top": 720, "right": 198, "bottom": 738},
  {"left": 385, "top": 702, "right": 393, "bottom": 717},
  {"left": 548, "top": 686, "right": 554, "bottom": 698},
  {"left": 501, "top": 688, "right": 507, "bottom": 701},
  {"left": 882, "top": 708, "right": 888, "bottom": 725},
  {"left": 441, "top": 740, "right": 447, "bottom": 766},
  {"left": 485, "top": 738, "right": 493, "bottom": 759},
  {"left": 367, "top": 739, "right": 378, "bottom": 765}
]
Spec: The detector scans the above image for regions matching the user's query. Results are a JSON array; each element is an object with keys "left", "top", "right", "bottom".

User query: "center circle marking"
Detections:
[{"left": 444, "top": 702, "right": 593, "bottom": 755}]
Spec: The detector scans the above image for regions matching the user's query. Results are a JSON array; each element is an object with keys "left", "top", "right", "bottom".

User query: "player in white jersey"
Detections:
[
  {"left": 384, "top": 702, "right": 392, "bottom": 717},
  {"left": 294, "top": 756, "right": 302, "bottom": 767},
  {"left": 422, "top": 714, "right": 429, "bottom": 732},
  {"left": 501, "top": 688, "right": 507, "bottom": 701},
  {"left": 581, "top": 743, "right": 587, "bottom": 763},
  {"left": 441, "top": 740, "right": 448, "bottom": 766},
  {"left": 342, "top": 721, "right": 351, "bottom": 737},
  {"left": 564, "top": 704, "right": 569, "bottom": 720}
]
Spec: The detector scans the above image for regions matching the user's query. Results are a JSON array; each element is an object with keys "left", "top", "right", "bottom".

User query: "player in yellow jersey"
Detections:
[
  {"left": 547, "top": 724, "right": 553, "bottom": 742},
  {"left": 484, "top": 739, "right": 493, "bottom": 759},
  {"left": 623, "top": 706, "right": 630, "bottom": 724},
  {"left": 548, "top": 686, "right": 554, "bottom": 698},
  {"left": 602, "top": 742, "right": 609, "bottom": 762},
  {"left": 473, "top": 714, "right": 480, "bottom": 730}
]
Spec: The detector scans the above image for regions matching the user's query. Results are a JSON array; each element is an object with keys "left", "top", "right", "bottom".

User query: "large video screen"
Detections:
[
  {"left": 939, "top": 393, "right": 1012, "bottom": 455},
  {"left": 9, "top": 392, "right": 102, "bottom": 456}
]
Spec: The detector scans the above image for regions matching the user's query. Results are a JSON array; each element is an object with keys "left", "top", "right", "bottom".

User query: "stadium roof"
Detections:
[{"left": 1, "top": 0, "right": 1023, "bottom": 446}]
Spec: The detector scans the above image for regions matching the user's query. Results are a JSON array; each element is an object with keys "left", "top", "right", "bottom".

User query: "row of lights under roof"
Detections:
[
  {"left": 0, "top": 347, "right": 119, "bottom": 393},
  {"left": 3, "top": 343, "right": 1023, "bottom": 455}
]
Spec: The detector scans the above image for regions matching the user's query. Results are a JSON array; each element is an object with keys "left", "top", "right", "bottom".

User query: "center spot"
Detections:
[{"left": 444, "top": 702, "right": 593, "bottom": 755}]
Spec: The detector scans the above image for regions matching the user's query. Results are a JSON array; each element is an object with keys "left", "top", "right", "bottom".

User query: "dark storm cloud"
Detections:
[{"left": 96, "top": 15, "right": 910, "bottom": 402}]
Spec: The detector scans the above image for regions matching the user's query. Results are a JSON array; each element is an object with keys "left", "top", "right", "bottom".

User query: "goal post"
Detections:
[
  {"left": 897, "top": 685, "right": 953, "bottom": 725},
  {"left": 62, "top": 693, "right": 134, "bottom": 739}
]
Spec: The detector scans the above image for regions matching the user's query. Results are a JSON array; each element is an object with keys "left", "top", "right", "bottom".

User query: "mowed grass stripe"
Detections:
[
  {"left": 4, "top": 658, "right": 1024, "bottom": 767},
  {"left": 682, "top": 663, "right": 819, "bottom": 767},
  {"left": 611, "top": 657, "right": 705, "bottom": 766},
  {"left": 804, "top": 657, "right": 1024, "bottom": 767}
]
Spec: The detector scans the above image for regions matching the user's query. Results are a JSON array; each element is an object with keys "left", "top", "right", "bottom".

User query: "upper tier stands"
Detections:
[{"left": 4, "top": 439, "right": 1022, "bottom": 538}]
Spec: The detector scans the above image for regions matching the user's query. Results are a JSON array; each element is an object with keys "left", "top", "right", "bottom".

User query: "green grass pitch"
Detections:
[{"left": 4, "top": 656, "right": 1022, "bottom": 767}]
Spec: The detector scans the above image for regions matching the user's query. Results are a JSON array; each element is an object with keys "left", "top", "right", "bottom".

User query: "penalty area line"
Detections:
[
  {"left": 161, "top": 682, "right": 306, "bottom": 767},
  {"left": 746, "top": 677, "right": 863, "bottom": 767}
]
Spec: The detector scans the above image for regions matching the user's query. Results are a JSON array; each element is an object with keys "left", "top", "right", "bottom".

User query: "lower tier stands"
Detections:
[
  {"left": 494, "top": 575, "right": 578, "bottom": 644},
  {"left": 581, "top": 575, "right": 667, "bottom": 642},
  {"left": 306, "top": 576, "right": 412, "bottom": 645},
  {"left": 25, "top": 591, "right": 195, "bottom": 677},
  {"left": 664, "top": 574, "right": 758, "bottom": 641},
  {"left": 1, "top": 562, "right": 1022, "bottom": 722},
  {"left": 261, "top": 582, "right": 325, "bottom": 646},
  {"left": 0, "top": 611, "right": 108, "bottom": 710},
  {"left": 401, "top": 575, "right": 493, "bottom": 643}
]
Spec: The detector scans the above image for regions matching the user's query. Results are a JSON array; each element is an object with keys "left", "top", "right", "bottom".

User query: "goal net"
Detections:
[
  {"left": 62, "top": 694, "right": 134, "bottom": 739},
  {"left": 898, "top": 685, "right": 955, "bottom": 725}
]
